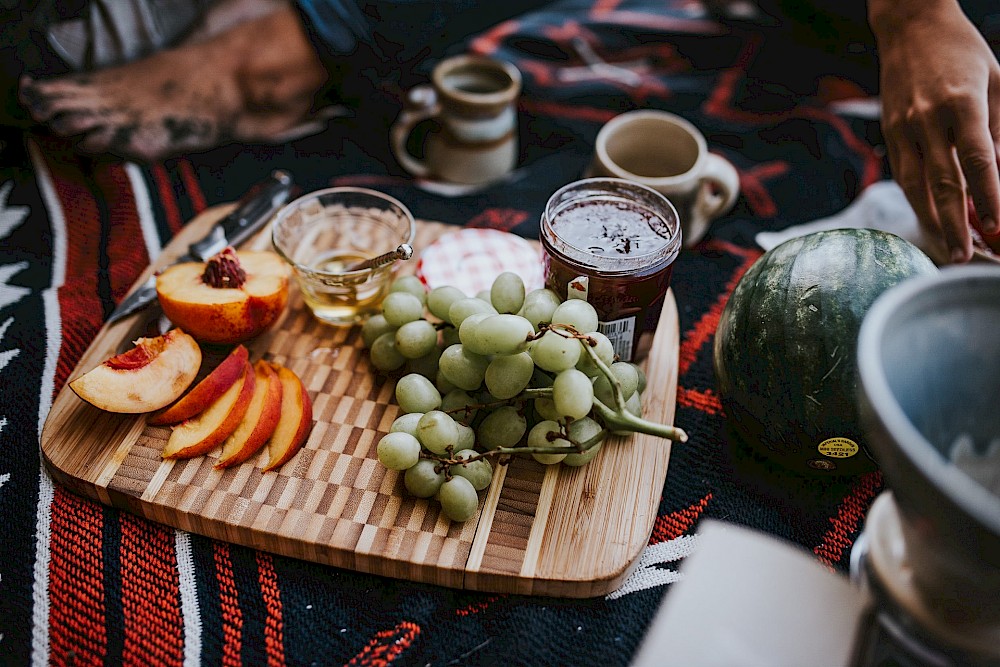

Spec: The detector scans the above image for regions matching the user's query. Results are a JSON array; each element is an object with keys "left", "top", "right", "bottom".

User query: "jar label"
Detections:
[
  {"left": 817, "top": 437, "right": 859, "bottom": 458},
  {"left": 599, "top": 317, "right": 635, "bottom": 362},
  {"left": 567, "top": 276, "right": 589, "bottom": 301}
]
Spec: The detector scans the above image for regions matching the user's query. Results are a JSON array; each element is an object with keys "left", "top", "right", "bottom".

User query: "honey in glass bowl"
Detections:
[{"left": 540, "top": 178, "right": 682, "bottom": 362}]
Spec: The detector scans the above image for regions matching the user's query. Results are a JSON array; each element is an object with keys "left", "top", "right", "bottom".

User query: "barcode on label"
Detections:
[{"left": 598, "top": 317, "right": 635, "bottom": 362}]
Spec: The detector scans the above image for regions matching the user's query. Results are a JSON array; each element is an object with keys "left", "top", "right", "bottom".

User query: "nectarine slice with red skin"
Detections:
[
  {"left": 162, "top": 360, "right": 256, "bottom": 459},
  {"left": 149, "top": 344, "right": 249, "bottom": 426},
  {"left": 215, "top": 359, "right": 283, "bottom": 469},
  {"left": 69, "top": 328, "right": 201, "bottom": 413},
  {"left": 262, "top": 363, "right": 313, "bottom": 472},
  {"left": 156, "top": 250, "right": 290, "bottom": 345}
]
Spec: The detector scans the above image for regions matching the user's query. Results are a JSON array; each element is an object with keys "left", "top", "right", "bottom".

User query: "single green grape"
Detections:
[
  {"left": 529, "top": 330, "right": 582, "bottom": 372},
  {"left": 435, "top": 369, "right": 457, "bottom": 395},
  {"left": 448, "top": 297, "right": 497, "bottom": 327},
  {"left": 477, "top": 406, "right": 526, "bottom": 450},
  {"left": 404, "top": 459, "right": 445, "bottom": 498},
  {"left": 527, "top": 419, "right": 572, "bottom": 464},
  {"left": 633, "top": 363, "right": 647, "bottom": 394},
  {"left": 361, "top": 313, "right": 396, "bottom": 348},
  {"left": 490, "top": 271, "right": 526, "bottom": 314},
  {"left": 389, "top": 275, "right": 427, "bottom": 304},
  {"left": 427, "top": 285, "right": 466, "bottom": 322},
  {"left": 438, "top": 476, "right": 480, "bottom": 522},
  {"left": 438, "top": 344, "right": 489, "bottom": 391},
  {"left": 518, "top": 288, "right": 561, "bottom": 329},
  {"left": 458, "top": 312, "right": 493, "bottom": 355},
  {"left": 370, "top": 331, "right": 406, "bottom": 371},
  {"left": 563, "top": 442, "right": 602, "bottom": 466},
  {"left": 551, "top": 299, "right": 599, "bottom": 334},
  {"left": 576, "top": 331, "right": 616, "bottom": 377},
  {"left": 395, "top": 373, "right": 442, "bottom": 414},
  {"left": 389, "top": 412, "right": 424, "bottom": 437},
  {"left": 416, "top": 410, "right": 459, "bottom": 455},
  {"left": 534, "top": 397, "right": 561, "bottom": 421},
  {"left": 594, "top": 361, "right": 640, "bottom": 405},
  {"left": 475, "top": 314, "right": 534, "bottom": 356},
  {"left": 449, "top": 449, "right": 493, "bottom": 490},
  {"left": 455, "top": 422, "right": 476, "bottom": 449},
  {"left": 553, "top": 368, "right": 594, "bottom": 420},
  {"left": 381, "top": 291, "right": 425, "bottom": 327},
  {"left": 376, "top": 432, "right": 422, "bottom": 470},
  {"left": 394, "top": 319, "right": 438, "bottom": 359},
  {"left": 484, "top": 351, "right": 534, "bottom": 400}
]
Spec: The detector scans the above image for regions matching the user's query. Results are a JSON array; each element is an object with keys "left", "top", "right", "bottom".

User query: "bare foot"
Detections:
[{"left": 19, "top": 4, "right": 329, "bottom": 162}]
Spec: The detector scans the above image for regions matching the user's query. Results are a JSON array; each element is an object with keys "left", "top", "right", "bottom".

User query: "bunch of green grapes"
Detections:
[{"left": 363, "top": 271, "right": 686, "bottom": 522}]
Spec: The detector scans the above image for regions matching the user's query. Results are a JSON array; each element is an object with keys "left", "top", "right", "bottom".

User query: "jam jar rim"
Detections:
[{"left": 540, "top": 177, "right": 682, "bottom": 276}]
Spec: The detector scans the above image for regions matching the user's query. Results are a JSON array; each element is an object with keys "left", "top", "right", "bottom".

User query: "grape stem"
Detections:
[{"left": 575, "top": 326, "right": 689, "bottom": 443}]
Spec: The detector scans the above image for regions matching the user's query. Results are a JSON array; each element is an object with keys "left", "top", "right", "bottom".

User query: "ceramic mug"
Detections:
[
  {"left": 589, "top": 110, "right": 740, "bottom": 246},
  {"left": 391, "top": 54, "right": 522, "bottom": 186}
]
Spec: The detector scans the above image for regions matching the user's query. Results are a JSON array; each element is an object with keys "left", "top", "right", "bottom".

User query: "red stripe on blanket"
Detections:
[
  {"left": 813, "top": 471, "right": 883, "bottom": 569},
  {"left": 37, "top": 146, "right": 105, "bottom": 392},
  {"left": 345, "top": 622, "right": 421, "bottom": 667},
  {"left": 649, "top": 493, "right": 712, "bottom": 544},
  {"left": 178, "top": 159, "right": 208, "bottom": 213},
  {"left": 704, "top": 38, "right": 882, "bottom": 187},
  {"left": 256, "top": 552, "right": 286, "bottom": 667},
  {"left": 678, "top": 242, "right": 761, "bottom": 377},
  {"left": 48, "top": 486, "right": 107, "bottom": 667},
  {"left": 152, "top": 164, "right": 184, "bottom": 235},
  {"left": 215, "top": 543, "right": 244, "bottom": 667},
  {"left": 91, "top": 163, "right": 152, "bottom": 304},
  {"left": 120, "top": 514, "right": 184, "bottom": 667},
  {"left": 676, "top": 386, "right": 723, "bottom": 415}
]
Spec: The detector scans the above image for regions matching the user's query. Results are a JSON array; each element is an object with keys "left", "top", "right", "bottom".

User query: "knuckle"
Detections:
[{"left": 927, "top": 174, "right": 964, "bottom": 200}]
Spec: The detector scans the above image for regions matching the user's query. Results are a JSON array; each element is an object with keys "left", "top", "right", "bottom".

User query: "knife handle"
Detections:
[{"left": 189, "top": 169, "right": 294, "bottom": 260}]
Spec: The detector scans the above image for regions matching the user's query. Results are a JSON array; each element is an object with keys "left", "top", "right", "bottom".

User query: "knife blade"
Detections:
[{"left": 107, "top": 169, "right": 294, "bottom": 324}]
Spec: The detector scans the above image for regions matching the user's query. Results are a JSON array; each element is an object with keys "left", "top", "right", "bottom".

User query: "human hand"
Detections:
[{"left": 871, "top": 0, "right": 1000, "bottom": 263}]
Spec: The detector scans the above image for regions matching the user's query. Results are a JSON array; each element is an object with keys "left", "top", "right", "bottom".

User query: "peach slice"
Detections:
[
  {"left": 148, "top": 344, "right": 249, "bottom": 425},
  {"left": 69, "top": 328, "right": 201, "bottom": 413},
  {"left": 162, "top": 360, "right": 256, "bottom": 459},
  {"left": 215, "top": 359, "right": 283, "bottom": 469},
  {"left": 262, "top": 363, "right": 313, "bottom": 472},
  {"left": 156, "top": 248, "right": 290, "bottom": 345}
]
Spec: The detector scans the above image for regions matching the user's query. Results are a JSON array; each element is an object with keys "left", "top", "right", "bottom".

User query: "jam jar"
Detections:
[{"left": 540, "top": 178, "right": 682, "bottom": 361}]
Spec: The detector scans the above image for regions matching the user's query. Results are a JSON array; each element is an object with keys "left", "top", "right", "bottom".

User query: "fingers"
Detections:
[
  {"left": 888, "top": 133, "right": 951, "bottom": 264},
  {"left": 951, "top": 99, "right": 1000, "bottom": 237}
]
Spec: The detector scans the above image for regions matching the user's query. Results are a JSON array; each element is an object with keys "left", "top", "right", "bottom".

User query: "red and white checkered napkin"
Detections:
[{"left": 416, "top": 228, "right": 545, "bottom": 295}]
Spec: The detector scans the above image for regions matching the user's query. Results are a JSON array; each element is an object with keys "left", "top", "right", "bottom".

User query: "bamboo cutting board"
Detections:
[{"left": 41, "top": 204, "right": 680, "bottom": 598}]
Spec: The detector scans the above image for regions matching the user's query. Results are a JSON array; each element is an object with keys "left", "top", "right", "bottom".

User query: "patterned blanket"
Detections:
[{"left": 4, "top": 1, "right": 986, "bottom": 664}]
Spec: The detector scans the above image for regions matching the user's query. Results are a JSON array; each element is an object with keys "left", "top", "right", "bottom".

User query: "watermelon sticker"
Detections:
[{"left": 818, "top": 437, "right": 860, "bottom": 458}]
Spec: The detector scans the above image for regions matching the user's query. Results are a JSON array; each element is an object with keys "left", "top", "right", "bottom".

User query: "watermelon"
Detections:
[{"left": 713, "top": 229, "right": 937, "bottom": 475}]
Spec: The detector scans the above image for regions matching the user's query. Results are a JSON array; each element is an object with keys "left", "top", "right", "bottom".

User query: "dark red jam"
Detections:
[{"left": 540, "top": 179, "right": 681, "bottom": 361}]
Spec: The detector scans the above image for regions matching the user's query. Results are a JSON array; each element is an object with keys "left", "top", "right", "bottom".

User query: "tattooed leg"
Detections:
[{"left": 18, "top": 2, "right": 328, "bottom": 162}]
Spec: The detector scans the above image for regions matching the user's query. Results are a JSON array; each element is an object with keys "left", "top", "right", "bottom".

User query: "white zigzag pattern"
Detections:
[{"left": 605, "top": 534, "right": 700, "bottom": 600}]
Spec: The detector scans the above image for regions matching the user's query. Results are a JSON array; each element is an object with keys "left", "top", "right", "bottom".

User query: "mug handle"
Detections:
[
  {"left": 696, "top": 153, "right": 741, "bottom": 219},
  {"left": 390, "top": 85, "right": 441, "bottom": 179}
]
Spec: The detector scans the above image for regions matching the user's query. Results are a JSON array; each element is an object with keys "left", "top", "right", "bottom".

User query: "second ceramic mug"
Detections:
[
  {"left": 589, "top": 110, "right": 740, "bottom": 246},
  {"left": 391, "top": 54, "right": 522, "bottom": 185}
]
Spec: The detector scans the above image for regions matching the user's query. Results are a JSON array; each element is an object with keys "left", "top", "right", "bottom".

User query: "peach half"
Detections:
[
  {"left": 156, "top": 248, "right": 290, "bottom": 345},
  {"left": 148, "top": 344, "right": 249, "bottom": 425},
  {"left": 69, "top": 328, "right": 202, "bottom": 413},
  {"left": 215, "top": 359, "right": 283, "bottom": 469},
  {"left": 262, "top": 363, "right": 313, "bottom": 472},
  {"left": 162, "top": 360, "right": 256, "bottom": 460}
]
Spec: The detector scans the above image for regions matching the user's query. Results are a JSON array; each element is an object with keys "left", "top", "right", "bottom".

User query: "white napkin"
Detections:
[{"left": 755, "top": 180, "right": 948, "bottom": 264}]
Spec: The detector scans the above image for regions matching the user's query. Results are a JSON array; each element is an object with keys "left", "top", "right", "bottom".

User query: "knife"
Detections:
[{"left": 107, "top": 169, "right": 295, "bottom": 324}]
